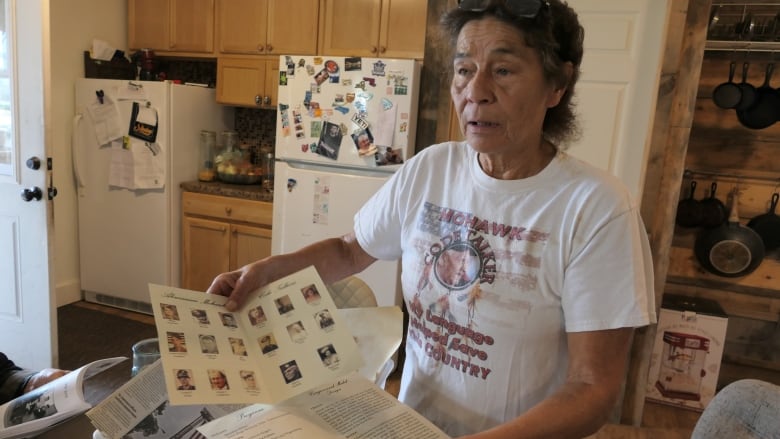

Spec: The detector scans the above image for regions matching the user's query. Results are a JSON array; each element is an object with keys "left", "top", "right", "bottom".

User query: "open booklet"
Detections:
[
  {"left": 196, "top": 372, "right": 450, "bottom": 439},
  {"left": 0, "top": 357, "right": 125, "bottom": 439},
  {"left": 147, "top": 265, "right": 365, "bottom": 405},
  {"left": 88, "top": 305, "right": 414, "bottom": 439}
]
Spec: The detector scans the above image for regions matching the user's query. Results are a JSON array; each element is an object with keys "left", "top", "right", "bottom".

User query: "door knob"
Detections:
[
  {"left": 26, "top": 157, "right": 41, "bottom": 170},
  {"left": 21, "top": 187, "right": 43, "bottom": 202}
]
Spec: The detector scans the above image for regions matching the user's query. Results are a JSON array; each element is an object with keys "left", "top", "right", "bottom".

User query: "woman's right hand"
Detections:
[{"left": 207, "top": 260, "right": 267, "bottom": 311}]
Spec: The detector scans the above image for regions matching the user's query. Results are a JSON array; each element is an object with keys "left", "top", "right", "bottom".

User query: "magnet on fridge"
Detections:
[
  {"left": 287, "top": 178, "right": 297, "bottom": 192},
  {"left": 372, "top": 60, "right": 387, "bottom": 76},
  {"left": 334, "top": 106, "right": 349, "bottom": 115},
  {"left": 363, "top": 77, "right": 377, "bottom": 87},
  {"left": 381, "top": 98, "right": 393, "bottom": 110}
]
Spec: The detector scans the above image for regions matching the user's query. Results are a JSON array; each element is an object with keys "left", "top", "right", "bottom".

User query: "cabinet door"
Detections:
[
  {"left": 267, "top": 0, "right": 319, "bottom": 54},
  {"left": 128, "top": 0, "right": 170, "bottom": 50},
  {"left": 216, "top": 56, "right": 268, "bottom": 107},
  {"left": 265, "top": 60, "right": 279, "bottom": 108},
  {"left": 217, "top": 0, "right": 268, "bottom": 54},
  {"left": 182, "top": 216, "right": 230, "bottom": 292},
  {"left": 379, "top": 0, "right": 427, "bottom": 59},
  {"left": 319, "top": 0, "right": 382, "bottom": 56},
  {"left": 230, "top": 224, "right": 272, "bottom": 270},
  {"left": 170, "top": 0, "right": 215, "bottom": 53}
]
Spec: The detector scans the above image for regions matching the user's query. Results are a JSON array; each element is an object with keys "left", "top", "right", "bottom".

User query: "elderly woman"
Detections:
[{"left": 208, "top": 0, "right": 655, "bottom": 437}]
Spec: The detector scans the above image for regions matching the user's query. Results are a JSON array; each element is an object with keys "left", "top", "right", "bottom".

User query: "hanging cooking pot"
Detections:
[
  {"left": 699, "top": 181, "right": 728, "bottom": 228},
  {"left": 694, "top": 191, "right": 765, "bottom": 277},
  {"left": 735, "top": 62, "right": 758, "bottom": 111},
  {"left": 737, "top": 63, "right": 780, "bottom": 130},
  {"left": 712, "top": 61, "right": 742, "bottom": 109},
  {"left": 676, "top": 180, "right": 703, "bottom": 228},
  {"left": 747, "top": 192, "right": 780, "bottom": 251}
]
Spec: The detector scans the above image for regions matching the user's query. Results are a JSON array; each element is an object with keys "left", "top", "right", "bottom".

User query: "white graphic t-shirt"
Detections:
[{"left": 354, "top": 141, "right": 656, "bottom": 436}]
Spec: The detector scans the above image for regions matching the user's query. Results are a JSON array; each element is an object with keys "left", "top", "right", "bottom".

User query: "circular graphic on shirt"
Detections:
[{"left": 433, "top": 242, "right": 480, "bottom": 290}]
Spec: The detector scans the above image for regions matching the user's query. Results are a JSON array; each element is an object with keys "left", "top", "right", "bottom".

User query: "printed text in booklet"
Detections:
[{"left": 148, "top": 266, "right": 363, "bottom": 405}]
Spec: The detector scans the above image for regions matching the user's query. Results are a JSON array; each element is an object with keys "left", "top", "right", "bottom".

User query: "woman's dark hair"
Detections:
[{"left": 441, "top": 0, "right": 584, "bottom": 146}]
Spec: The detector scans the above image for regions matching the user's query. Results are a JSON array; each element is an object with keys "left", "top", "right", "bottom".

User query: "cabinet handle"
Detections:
[
  {"left": 257, "top": 44, "right": 265, "bottom": 52},
  {"left": 220, "top": 227, "right": 227, "bottom": 234},
  {"left": 266, "top": 44, "right": 273, "bottom": 52},
  {"left": 379, "top": 46, "right": 386, "bottom": 54},
  {"left": 225, "top": 206, "right": 232, "bottom": 215},
  {"left": 370, "top": 46, "right": 378, "bottom": 54},
  {"left": 255, "top": 95, "right": 261, "bottom": 105},
  {"left": 263, "top": 95, "right": 271, "bottom": 106}
]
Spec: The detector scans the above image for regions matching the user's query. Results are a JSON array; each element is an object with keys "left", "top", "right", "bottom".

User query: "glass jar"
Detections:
[
  {"left": 198, "top": 130, "right": 216, "bottom": 181},
  {"left": 222, "top": 130, "right": 238, "bottom": 152},
  {"left": 261, "top": 152, "right": 275, "bottom": 192}
]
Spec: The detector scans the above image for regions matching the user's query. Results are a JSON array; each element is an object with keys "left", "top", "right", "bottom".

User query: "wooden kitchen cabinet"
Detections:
[
  {"left": 217, "top": 0, "right": 319, "bottom": 55},
  {"left": 216, "top": 56, "right": 279, "bottom": 107},
  {"left": 319, "top": 0, "right": 427, "bottom": 59},
  {"left": 181, "top": 192, "right": 273, "bottom": 292},
  {"left": 128, "top": 0, "right": 215, "bottom": 55}
]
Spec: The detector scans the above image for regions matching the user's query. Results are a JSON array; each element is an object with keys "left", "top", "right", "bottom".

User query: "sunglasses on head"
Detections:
[{"left": 458, "top": 0, "right": 549, "bottom": 18}]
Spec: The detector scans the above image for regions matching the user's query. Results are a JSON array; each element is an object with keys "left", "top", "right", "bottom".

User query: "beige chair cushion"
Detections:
[{"left": 327, "top": 276, "right": 378, "bottom": 309}]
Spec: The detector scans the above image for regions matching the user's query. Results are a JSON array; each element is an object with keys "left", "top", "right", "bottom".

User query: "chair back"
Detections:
[{"left": 327, "top": 276, "right": 377, "bottom": 308}]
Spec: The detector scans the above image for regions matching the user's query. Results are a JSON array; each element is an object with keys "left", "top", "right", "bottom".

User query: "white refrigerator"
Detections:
[
  {"left": 271, "top": 56, "right": 421, "bottom": 307},
  {"left": 73, "top": 79, "right": 233, "bottom": 313}
]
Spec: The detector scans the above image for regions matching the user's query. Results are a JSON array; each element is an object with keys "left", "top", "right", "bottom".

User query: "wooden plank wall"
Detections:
[{"left": 667, "top": 49, "right": 780, "bottom": 309}]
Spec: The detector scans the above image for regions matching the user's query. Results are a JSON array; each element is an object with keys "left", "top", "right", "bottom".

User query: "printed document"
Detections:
[{"left": 148, "top": 266, "right": 364, "bottom": 405}]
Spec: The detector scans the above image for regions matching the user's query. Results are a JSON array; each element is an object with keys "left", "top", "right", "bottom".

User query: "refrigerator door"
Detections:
[
  {"left": 74, "top": 79, "right": 232, "bottom": 311},
  {"left": 275, "top": 56, "right": 420, "bottom": 171},
  {"left": 74, "top": 79, "right": 170, "bottom": 308},
  {"left": 271, "top": 160, "right": 401, "bottom": 307}
]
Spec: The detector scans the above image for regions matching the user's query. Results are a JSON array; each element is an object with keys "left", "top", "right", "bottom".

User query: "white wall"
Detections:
[{"left": 49, "top": 0, "right": 127, "bottom": 305}]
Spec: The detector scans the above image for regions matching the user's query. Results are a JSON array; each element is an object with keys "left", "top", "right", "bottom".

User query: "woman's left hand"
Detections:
[{"left": 24, "top": 368, "right": 69, "bottom": 393}]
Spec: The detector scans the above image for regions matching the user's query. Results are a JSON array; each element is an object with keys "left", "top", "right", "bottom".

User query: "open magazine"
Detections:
[
  {"left": 196, "top": 373, "right": 450, "bottom": 439},
  {"left": 147, "top": 266, "right": 365, "bottom": 405},
  {"left": 0, "top": 357, "right": 125, "bottom": 439},
  {"left": 88, "top": 361, "right": 244, "bottom": 439}
]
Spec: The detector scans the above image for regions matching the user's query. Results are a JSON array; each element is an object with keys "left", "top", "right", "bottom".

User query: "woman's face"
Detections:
[{"left": 451, "top": 17, "right": 564, "bottom": 155}]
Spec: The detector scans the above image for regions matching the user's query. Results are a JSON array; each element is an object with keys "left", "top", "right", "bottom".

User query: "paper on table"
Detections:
[
  {"left": 196, "top": 373, "right": 451, "bottom": 439},
  {"left": 85, "top": 94, "right": 123, "bottom": 146},
  {"left": 339, "top": 306, "right": 402, "bottom": 386}
]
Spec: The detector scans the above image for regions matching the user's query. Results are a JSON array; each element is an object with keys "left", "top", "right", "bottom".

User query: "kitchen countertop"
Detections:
[{"left": 181, "top": 180, "right": 273, "bottom": 202}]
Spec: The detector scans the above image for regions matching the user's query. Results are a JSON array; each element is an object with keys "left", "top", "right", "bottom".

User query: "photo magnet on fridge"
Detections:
[
  {"left": 316, "top": 121, "right": 342, "bottom": 160},
  {"left": 128, "top": 101, "right": 158, "bottom": 143}
]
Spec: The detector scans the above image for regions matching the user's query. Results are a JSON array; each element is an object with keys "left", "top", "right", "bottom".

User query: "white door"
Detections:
[
  {"left": 566, "top": 0, "right": 670, "bottom": 201},
  {"left": 0, "top": 0, "right": 56, "bottom": 370}
]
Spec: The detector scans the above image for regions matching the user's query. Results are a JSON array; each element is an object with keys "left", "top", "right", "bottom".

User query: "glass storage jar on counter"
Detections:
[
  {"left": 215, "top": 132, "right": 263, "bottom": 184},
  {"left": 198, "top": 130, "right": 217, "bottom": 182}
]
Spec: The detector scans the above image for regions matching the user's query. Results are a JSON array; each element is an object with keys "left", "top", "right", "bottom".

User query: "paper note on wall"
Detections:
[
  {"left": 312, "top": 176, "right": 330, "bottom": 225},
  {"left": 372, "top": 104, "right": 397, "bottom": 147}
]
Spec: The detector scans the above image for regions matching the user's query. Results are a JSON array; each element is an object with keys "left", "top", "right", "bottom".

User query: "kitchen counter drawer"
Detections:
[{"left": 182, "top": 191, "right": 272, "bottom": 225}]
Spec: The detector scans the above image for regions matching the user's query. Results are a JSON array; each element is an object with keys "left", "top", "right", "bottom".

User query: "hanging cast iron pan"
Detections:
[
  {"left": 747, "top": 193, "right": 780, "bottom": 251},
  {"left": 695, "top": 191, "right": 765, "bottom": 277},
  {"left": 712, "top": 61, "right": 742, "bottom": 109},
  {"left": 735, "top": 62, "right": 758, "bottom": 111},
  {"left": 675, "top": 180, "right": 703, "bottom": 228},
  {"left": 699, "top": 182, "right": 728, "bottom": 228},
  {"left": 737, "top": 63, "right": 780, "bottom": 129}
]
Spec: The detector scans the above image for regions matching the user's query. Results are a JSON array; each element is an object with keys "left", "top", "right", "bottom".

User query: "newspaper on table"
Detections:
[
  {"left": 148, "top": 265, "right": 364, "bottom": 405},
  {"left": 196, "top": 372, "right": 451, "bottom": 439},
  {"left": 0, "top": 357, "right": 125, "bottom": 439},
  {"left": 87, "top": 360, "right": 244, "bottom": 439}
]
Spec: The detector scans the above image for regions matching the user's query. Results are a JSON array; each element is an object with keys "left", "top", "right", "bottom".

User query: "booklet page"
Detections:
[
  {"left": 196, "top": 373, "right": 450, "bottom": 439},
  {"left": 148, "top": 266, "right": 364, "bottom": 405},
  {"left": 88, "top": 361, "right": 244, "bottom": 439}
]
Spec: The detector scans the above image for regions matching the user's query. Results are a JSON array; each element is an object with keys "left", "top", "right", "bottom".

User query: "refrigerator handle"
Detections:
[{"left": 71, "top": 113, "right": 85, "bottom": 189}]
